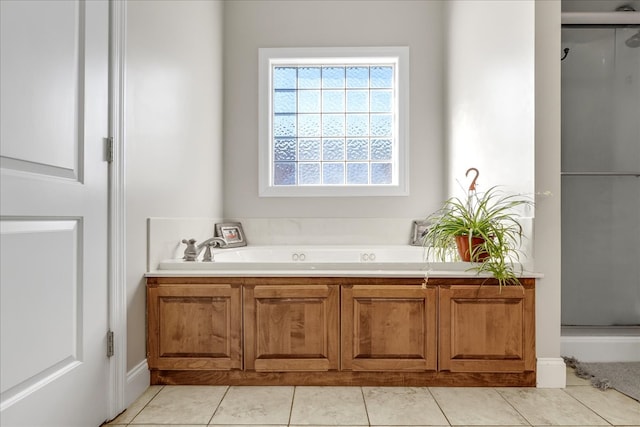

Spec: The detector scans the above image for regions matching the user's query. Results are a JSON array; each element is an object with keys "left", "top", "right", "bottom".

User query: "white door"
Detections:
[{"left": 0, "top": 1, "right": 111, "bottom": 426}]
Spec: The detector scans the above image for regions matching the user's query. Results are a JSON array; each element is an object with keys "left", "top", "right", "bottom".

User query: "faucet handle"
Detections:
[{"left": 182, "top": 238, "right": 198, "bottom": 261}]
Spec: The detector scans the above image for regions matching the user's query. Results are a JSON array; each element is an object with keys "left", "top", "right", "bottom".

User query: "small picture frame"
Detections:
[
  {"left": 410, "top": 220, "right": 431, "bottom": 246},
  {"left": 215, "top": 222, "right": 247, "bottom": 248}
]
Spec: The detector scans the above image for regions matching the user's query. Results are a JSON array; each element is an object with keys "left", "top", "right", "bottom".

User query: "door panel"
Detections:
[
  {"left": 244, "top": 284, "right": 340, "bottom": 372},
  {"left": 0, "top": 220, "right": 80, "bottom": 395},
  {"left": 147, "top": 284, "right": 243, "bottom": 370},
  {"left": 341, "top": 284, "right": 437, "bottom": 371},
  {"left": 439, "top": 285, "right": 536, "bottom": 373},
  {"left": 1, "top": 0, "right": 82, "bottom": 178},
  {"left": 0, "top": 1, "right": 110, "bottom": 425}
]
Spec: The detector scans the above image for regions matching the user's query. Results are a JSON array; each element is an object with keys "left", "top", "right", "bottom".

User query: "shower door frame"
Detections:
[{"left": 559, "top": 12, "right": 640, "bottom": 361}]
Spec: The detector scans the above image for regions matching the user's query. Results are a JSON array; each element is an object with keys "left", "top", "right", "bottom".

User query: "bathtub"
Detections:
[{"left": 154, "top": 245, "right": 481, "bottom": 277}]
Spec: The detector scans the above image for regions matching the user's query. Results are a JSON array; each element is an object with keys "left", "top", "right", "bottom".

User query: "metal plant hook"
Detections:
[
  {"left": 561, "top": 48, "right": 570, "bottom": 61},
  {"left": 466, "top": 167, "right": 479, "bottom": 192}
]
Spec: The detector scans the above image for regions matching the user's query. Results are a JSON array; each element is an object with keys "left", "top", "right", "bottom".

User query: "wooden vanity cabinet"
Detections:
[
  {"left": 341, "top": 283, "right": 437, "bottom": 371},
  {"left": 243, "top": 283, "right": 339, "bottom": 372},
  {"left": 147, "top": 278, "right": 242, "bottom": 370},
  {"left": 438, "top": 279, "right": 535, "bottom": 373},
  {"left": 147, "top": 276, "right": 536, "bottom": 386}
]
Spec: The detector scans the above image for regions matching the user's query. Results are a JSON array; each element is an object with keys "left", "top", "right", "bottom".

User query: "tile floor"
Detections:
[{"left": 106, "top": 368, "right": 640, "bottom": 426}]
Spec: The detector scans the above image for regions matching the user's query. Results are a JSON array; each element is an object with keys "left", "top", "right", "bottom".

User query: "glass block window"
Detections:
[
  {"left": 259, "top": 47, "right": 409, "bottom": 197},
  {"left": 271, "top": 65, "right": 395, "bottom": 187}
]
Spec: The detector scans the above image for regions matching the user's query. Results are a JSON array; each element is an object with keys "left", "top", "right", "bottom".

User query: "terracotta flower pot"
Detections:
[{"left": 455, "top": 235, "right": 489, "bottom": 262}]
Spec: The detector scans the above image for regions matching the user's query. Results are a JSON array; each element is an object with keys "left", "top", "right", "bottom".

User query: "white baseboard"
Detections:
[
  {"left": 536, "top": 357, "right": 566, "bottom": 388},
  {"left": 561, "top": 336, "right": 640, "bottom": 362},
  {"left": 125, "top": 359, "right": 150, "bottom": 408}
]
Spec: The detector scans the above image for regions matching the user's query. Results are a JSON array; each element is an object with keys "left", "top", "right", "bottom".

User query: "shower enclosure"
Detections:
[{"left": 561, "top": 24, "right": 640, "bottom": 337}]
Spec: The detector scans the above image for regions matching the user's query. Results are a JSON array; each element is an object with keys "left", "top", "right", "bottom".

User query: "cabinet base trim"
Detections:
[{"left": 150, "top": 370, "right": 536, "bottom": 387}]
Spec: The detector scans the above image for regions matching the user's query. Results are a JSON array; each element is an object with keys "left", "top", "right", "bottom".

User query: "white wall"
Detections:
[
  {"left": 445, "top": 0, "right": 535, "bottom": 198},
  {"left": 125, "top": 0, "right": 224, "bottom": 371},
  {"left": 534, "top": 0, "right": 564, "bottom": 386},
  {"left": 223, "top": 0, "right": 445, "bottom": 219},
  {"left": 124, "top": 0, "right": 565, "bottom": 396},
  {"left": 443, "top": 0, "right": 565, "bottom": 385}
]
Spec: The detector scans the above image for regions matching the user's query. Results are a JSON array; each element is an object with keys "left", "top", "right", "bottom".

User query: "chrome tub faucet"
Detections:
[{"left": 181, "top": 237, "right": 227, "bottom": 261}]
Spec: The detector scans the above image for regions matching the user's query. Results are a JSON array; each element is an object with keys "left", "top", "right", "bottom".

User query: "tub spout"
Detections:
[
  {"left": 181, "top": 237, "right": 227, "bottom": 261},
  {"left": 198, "top": 237, "right": 227, "bottom": 262}
]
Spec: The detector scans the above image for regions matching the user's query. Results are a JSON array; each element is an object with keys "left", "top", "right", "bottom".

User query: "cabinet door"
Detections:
[
  {"left": 147, "top": 283, "right": 242, "bottom": 370},
  {"left": 244, "top": 284, "right": 339, "bottom": 372},
  {"left": 341, "top": 285, "right": 437, "bottom": 371},
  {"left": 439, "top": 285, "right": 535, "bottom": 373}
]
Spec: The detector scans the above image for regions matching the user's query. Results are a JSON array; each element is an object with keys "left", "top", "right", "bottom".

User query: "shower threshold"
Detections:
[
  {"left": 561, "top": 326, "right": 640, "bottom": 362},
  {"left": 562, "top": 325, "right": 640, "bottom": 336}
]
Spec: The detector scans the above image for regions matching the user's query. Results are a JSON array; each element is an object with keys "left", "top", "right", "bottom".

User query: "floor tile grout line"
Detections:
[
  {"left": 126, "top": 384, "right": 165, "bottom": 425},
  {"left": 562, "top": 369, "right": 615, "bottom": 426},
  {"left": 288, "top": 385, "right": 296, "bottom": 427},
  {"left": 493, "top": 387, "right": 534, "bottom": 426},
  {"left": 558, "top": 386, "right": 615, "bottom": 426},
  {"left": 359, "top": 386, "right": 372, "bottom": 427},
  {"left": 426, "top": 387, "right": 452, "bottom": 427},
  {"left": 206, "top": 385, "right": 231, "bottom": 426}
]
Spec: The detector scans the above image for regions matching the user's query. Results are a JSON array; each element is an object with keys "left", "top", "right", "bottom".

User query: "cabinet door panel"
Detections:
[
  {"left": 342, "top": 285, "right": 437, "bottom": 371},
  {"left": 439, "top": 285, "right": 535, "bottom": 372},
  {"left": 244, "top": 284, "right": 339, "bottom": 371},
  {"left": 148, "top": 284, "right": 242, "bottom": 370}
]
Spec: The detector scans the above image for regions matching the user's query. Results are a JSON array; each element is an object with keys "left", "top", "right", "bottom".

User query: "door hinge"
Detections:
[
  {"left": 105, "top": 137, "right": 114, "bottom": 163},
  {"left": 107, "top": 330, "right": 114, "bottom": 357}
]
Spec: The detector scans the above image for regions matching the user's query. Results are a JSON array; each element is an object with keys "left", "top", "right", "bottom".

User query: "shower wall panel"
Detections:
[{"left": 561, "top": 26, "right": 640, "bottom": 326}]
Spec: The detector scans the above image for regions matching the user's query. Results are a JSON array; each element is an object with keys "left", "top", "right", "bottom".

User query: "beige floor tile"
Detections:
[
  {"left": 362, "top": 387, "right": 449, "bottom": 426},
  {"left": 566, "top": 367, "right": 592, "bottom": 386},
  {"left": 497, "top": 388, "right": 609, "bottom": 425},
  {"left": 290, "top": 386, "right": 369, "bottom": 425},
  {"left": 564, "top": 385, "right": 640, "bottom": 425},
  {"left": 429, "top": 387, "right": 528, "bottom": 425},
  {"left": 209, "top": 386, "right": 293, "bottom": 425},
  {"left": 131, "top": 385, "right": 227, "bottom": 425},
  {"left": 107, "top": 385, "right": 163, "bottom": 424}
]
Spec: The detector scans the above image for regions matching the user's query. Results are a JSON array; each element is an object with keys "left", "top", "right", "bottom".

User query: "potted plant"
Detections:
[{"left": 422, "top": 174, "right": 532, "bottom": 289}]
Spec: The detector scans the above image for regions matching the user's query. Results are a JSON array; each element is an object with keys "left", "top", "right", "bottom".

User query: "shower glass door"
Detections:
[{"left": 561, "top": 26, "right": 640, "bottom": 326}]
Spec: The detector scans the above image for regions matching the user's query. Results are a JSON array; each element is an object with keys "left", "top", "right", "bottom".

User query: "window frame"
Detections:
[{"left": 258, "top": 46, "right": 410, "bottom": 197}]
